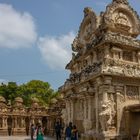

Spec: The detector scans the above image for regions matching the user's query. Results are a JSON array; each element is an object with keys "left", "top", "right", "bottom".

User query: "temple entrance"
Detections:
[
  {"left": 126, "top": 104, "right": 140, "bottom": 140},
  {"left": 130, "top": 112, "right": 140, "bottom": 140}
]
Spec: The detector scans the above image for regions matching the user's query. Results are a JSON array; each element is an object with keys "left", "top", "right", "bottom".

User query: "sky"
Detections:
[{"left": 0, "top": 0, "right": 139, "bottom": 90}]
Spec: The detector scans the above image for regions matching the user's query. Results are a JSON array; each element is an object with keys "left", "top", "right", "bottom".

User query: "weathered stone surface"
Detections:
[
  {"left": 60, "top": 0, "right": 140, "bottom": 140},
  {"left": 0, "top": 97, "right": 48, "bottom": 136}
]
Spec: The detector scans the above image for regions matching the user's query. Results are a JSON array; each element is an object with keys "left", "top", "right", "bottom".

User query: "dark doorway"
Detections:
[
  {"left": 130, "top": 112, "right": 140, "bottom": 140},
  {"left": 25, "top": 117, "right": 30, "bottom": 136},
  {"left": 42, "top": 117, "right": 48, "bottom": 135},
  {"left": 7, "top": 116, "right": 12, "bottom": 136}
]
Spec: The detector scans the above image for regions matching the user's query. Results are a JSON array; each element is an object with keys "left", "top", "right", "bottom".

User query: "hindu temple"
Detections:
[{"left": 59, "top": 0, "right": 140, "bottom": 139}]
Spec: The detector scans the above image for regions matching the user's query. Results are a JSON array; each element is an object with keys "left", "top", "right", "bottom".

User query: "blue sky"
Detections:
[{"left": 0, "top": 0, "right": 139, "bottom": 90}]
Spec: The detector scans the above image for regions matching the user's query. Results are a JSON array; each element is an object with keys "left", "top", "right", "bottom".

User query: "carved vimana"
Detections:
[{"left": 59, "top": 0, "right": 140, "bottom": 139}]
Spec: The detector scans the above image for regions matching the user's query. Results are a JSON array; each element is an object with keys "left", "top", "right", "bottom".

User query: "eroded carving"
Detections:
[{"left": 99, "top": 94, "right": 116, "bottom": 132}]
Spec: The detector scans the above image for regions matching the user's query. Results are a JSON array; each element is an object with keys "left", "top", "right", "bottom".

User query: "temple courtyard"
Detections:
[{"left": 0, "top": 136, "right": 55, "bottom": 140}]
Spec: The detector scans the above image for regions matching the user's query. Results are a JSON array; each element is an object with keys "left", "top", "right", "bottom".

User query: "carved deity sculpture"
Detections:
[
  {"left": 115, "top": 12, "right": 128, "bottom": 25},
  {"left": 99, "top": 94, "right": 116, "bottom": 132}
]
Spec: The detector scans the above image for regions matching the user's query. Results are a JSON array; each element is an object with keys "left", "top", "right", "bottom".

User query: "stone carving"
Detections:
[
  {"left": 126, "top": 86, "right": 139, "bottom": 100},
  {"left": 59, "top": 0, "right": 140, "bottom": 139},
  {"left": 104, "top": 0, "right": 140, "bottom": 36},
  {"left": 83, "top": 119, "right": 92, "bottom": 131},
  {"left": 104, "top": 32, "right": 140, "bottom": 47},
  {"left": 115, "top": 12, "right": 128, "bottom": 25},
  {"left": 99, "top": 94, "right": 116, "bottom": 132},
  {"left": 102, "top": 58, "right": 140, "bottom": 78},
  {"left": 0, "top": 96, "right": 48, "bottom": 135},
  {"left": 115, "top": 12, "right": 131, "bottom": 31}
]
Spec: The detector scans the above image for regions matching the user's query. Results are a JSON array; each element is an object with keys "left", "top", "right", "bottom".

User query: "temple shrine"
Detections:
[
  {"left": 0, "top": 96, "right": 48, "bottom": 136},
  {"left": 60, "top": 0, "right": 140, "bottom": 139}
]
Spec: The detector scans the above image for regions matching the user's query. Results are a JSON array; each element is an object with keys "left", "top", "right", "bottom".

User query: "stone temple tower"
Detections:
[{"left": 59, "top": 0, "right": 140, "bottom": 139}]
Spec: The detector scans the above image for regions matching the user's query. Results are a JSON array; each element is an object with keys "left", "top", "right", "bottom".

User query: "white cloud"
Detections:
[
  {"left": 0, "top": 79, "right": 8, "bottom": 85},
  {"left": 38, "top": 32, "right": 75, "bottom": 69},
  {"left": 0, "top": 4, "right": 37, "bottom": 49}
]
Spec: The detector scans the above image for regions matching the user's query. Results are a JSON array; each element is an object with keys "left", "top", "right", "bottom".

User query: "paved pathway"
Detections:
[{"left": 0, "top": 136, "right": 55, "bottom": 140}]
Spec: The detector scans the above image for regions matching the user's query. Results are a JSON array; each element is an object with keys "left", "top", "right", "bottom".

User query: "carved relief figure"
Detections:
[
  {"left": 115, "top": 12, "right": 128, "bottom": 25},
  {"left": 99, "top": 94, "right": 116, "bottom": 132},
  {"left": 126, "top": 86, "right": 139, "bottom": 100},
  {"left": 114, "top": 12, "right": 131, "bottom": 31}
]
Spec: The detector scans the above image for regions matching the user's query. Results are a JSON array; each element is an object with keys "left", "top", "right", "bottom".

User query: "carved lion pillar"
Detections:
[
  {"left": 14, "top": 117, "right": 17, "bottom": 128},
  {"left": 116, "top": 86, "right": 124, "bottom": 134},
  {"left": 87, "top": 96, "right": 92, "bottom": 121},
  {"left": 66, "top": 100, "right": 71, "bottom": 123},
  {"left": 83, "top": 97, "right": 87, "bottom": 120},
  {"left": 83, "top": 95, "right": 94, "bottom": 132},
  {"left": 4, "top": 117, "right": 8, "bottom": 128},
  {"left": 2, "top": 116, "right": 7, "bottom": 128},
  {"left": 95, "top": 77, "right": 102, "bottom": 133},
  {"left": 21, "top": 117, "right": 25, "bottom": 128},
  {"left": 2, "top": 117, "right": 4, "bottom": 128}
]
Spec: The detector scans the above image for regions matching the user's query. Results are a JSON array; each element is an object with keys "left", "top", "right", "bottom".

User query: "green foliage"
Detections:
[{"left": 0, "top": 80, "right": 58, "bottom": 107}]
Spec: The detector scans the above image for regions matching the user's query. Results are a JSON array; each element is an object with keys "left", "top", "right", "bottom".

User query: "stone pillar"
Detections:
[
  {"left": 116, "top": 86, "right": 124, "bottom": 134},
  {"left": 104, "top": 45, "right": 110, "bottom": 58},
  {"left": 111, "top": 47, "right": 122, "bottom": 60},
  {"left": 38, "top": 118, "right": 42, "bottom": 125},
  {"left": 2, "top": 117, "right": 5, "bottom": 128},
  {"left": 15, "top": 117, "right": 17, "bottom": 128},
  {"left": 95, "top": 77, "right": 102, "bottom": 133},
  {"left": 4, "top": 117, "right": 8, "bottom": 128},
  {"left": 88, "top": 97, "right": 92, "bottom": 120},
  {"left": 21, "top": 117, "right": 25, "bottom": 128},
  {"left": 70, "top": 100, "right": 74, "bottom": 123},
  {"left": 66, "top": 100, "right": 71, "bottom": 123},
  {"left": 83, "top": 98, "right": 87, "bottom": 120}
]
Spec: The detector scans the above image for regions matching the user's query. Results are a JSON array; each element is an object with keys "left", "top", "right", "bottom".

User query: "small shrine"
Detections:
[{"left": 0, "top": 96, "right": 48, "bottom": 136}]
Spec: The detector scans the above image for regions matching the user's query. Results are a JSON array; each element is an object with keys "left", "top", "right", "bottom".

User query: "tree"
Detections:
[
  {"left": 19, "top": 80, "right": 58, "bottom": 107},
  {"left": 0, "top": 80, "right": 58, "bottom": 107},
  {"left": 0, "top": 82, "right": 20, "bottom": 103}
]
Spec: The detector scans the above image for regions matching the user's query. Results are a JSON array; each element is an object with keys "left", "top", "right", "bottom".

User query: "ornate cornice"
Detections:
[
  {"left": 102, "top": 58, "right": 140, "bottom": 78},
  {"left": 103, "top": 32, "right": 140, "bottom": 48}
]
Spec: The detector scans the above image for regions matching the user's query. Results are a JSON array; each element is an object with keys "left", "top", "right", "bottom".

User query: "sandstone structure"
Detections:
[
  {"left": 59, "top": 0, "right": 140, "bottom": 139},
  {"left": 0, "top": 96, "right": 48, "bottom": 136}
]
